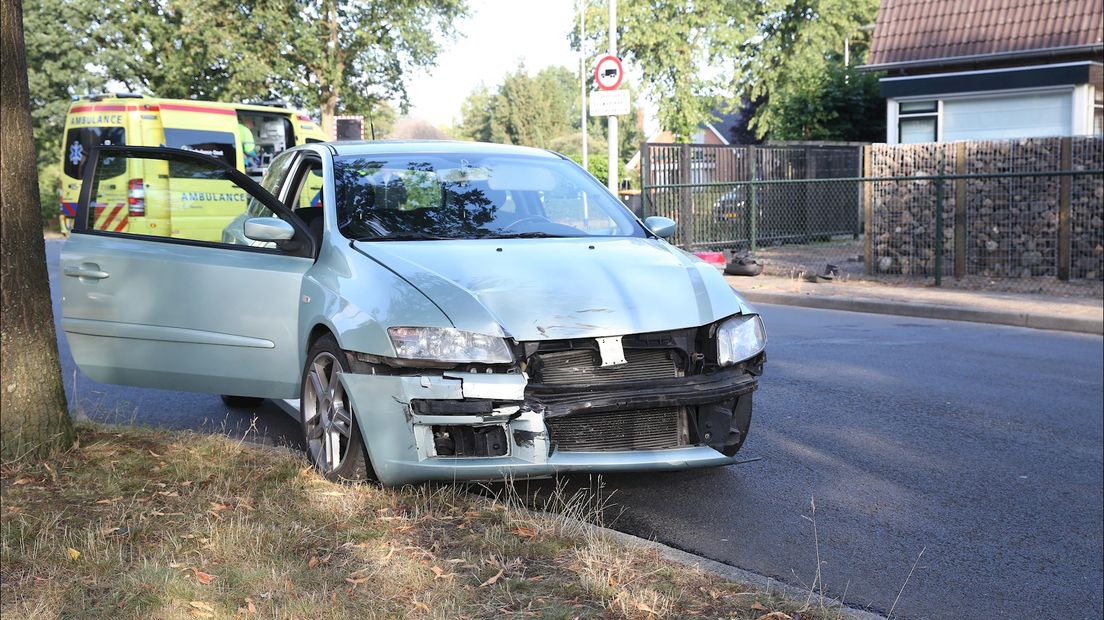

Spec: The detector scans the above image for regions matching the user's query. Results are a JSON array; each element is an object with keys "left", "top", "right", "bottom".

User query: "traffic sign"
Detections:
[
  {"left": 593, "top": 54, "right": 624, "bottom": 91},
  {"left": 589, "top": 89, "right": 631, "bottom": 117}
]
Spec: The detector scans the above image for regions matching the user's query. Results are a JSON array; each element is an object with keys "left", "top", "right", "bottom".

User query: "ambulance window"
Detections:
[
  {"left": 63, "top": 127, "right": 126, "bottom": 179},
  {"left": 164, "top": 128, "right": 237, "bottom": 172}
]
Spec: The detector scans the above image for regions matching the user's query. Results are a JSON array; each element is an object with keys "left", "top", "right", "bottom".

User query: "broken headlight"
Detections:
[
  {"left": 388, "top": 327, "right": 513, "bottom": 363},
  {"left": 716, "top": 314, "right": 766, "bottom": 366}
]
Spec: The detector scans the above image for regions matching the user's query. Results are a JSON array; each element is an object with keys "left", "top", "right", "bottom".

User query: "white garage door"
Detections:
[{"left": 943, "top": 91, "right": 1072, "bottom": 141}]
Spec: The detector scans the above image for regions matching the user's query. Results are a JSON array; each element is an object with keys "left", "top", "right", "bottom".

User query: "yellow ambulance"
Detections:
[{"left": 58, "top": 94, "right": 327, "bottom": 239}]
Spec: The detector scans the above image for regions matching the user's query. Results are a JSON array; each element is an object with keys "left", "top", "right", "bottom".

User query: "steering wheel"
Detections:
[{"left": 500, "top": 215, "right": 553, "bottom": 231}]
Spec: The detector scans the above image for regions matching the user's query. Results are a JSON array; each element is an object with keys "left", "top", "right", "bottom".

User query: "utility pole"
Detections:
[
  {"left": 579, "top": 1, "right": 587, "bottom": 171},
  {"left": 607, "top": 0, "right": 617, "bottom": 193}
]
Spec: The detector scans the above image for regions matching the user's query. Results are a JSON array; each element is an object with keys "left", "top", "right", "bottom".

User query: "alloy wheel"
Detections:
[{"left": 302, "top": 352, "right": 355, "bottom": 473}]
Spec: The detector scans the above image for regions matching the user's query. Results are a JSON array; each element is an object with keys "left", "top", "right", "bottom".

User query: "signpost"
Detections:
[
  {"left": 603, "top": 1, "right": 618, "bottom": 192},
  {"left": 589, "top": 89, "right": 630, "bottom": 117},
  {"left": 593, "top": 54, "right": 624, "bottom": 91}
]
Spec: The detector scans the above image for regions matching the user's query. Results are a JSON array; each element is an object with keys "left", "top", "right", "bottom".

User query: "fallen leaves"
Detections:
[
  {"left": 190, "top": 568, "right": 216, "bottom": 585},
  {"left": 67, "top": 547, "right": 81, "bottom": 561},
  {"left": 512, "top": 526, "right": 538, "bottom": 539},
  {"left": 479, "top": 569, "right": 505, "bottom": 588},
  {"left": 429, "top": 565, "right": 456, "bottom": 580}
]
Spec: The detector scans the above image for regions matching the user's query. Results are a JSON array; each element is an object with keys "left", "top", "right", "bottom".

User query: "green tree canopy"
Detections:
[
  {"left": 575, "top": 0, "right": 881, "bottom": 142},
  {"left": 455, "top": 65, "right": 642, "bottom": 184},
  {"left": 24, "top": 0, "right": 467, "bottom": 223}
]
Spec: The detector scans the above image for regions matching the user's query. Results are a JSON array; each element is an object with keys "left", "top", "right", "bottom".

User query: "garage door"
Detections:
[{"left": 942, "top": 91, "right": 1072, "bottom": 141}]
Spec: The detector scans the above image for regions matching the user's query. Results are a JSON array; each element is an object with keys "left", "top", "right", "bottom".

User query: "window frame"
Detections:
[{"left": 74, "top": 145, "right": 315, "bottom": 258}]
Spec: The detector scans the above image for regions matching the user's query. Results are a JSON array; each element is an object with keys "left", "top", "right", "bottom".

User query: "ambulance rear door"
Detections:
[
  {"left": 60, "top": 104, "right": 129, "bottom": 231},
  {"left": 158, "top": 104, "right": 244, "bottom": 242}
]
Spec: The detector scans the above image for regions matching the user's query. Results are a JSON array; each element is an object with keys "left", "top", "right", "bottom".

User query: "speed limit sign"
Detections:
[{"left": 593, "top": 55, "right": 624, "bottom": 91}]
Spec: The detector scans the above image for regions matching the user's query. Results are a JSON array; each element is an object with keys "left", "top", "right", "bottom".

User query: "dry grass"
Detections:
[{"left": 2, "top": 425, "right": 835, "bottom": 619}]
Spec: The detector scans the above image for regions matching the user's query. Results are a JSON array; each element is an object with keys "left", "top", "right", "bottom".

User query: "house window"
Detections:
[
  {"left": 1094, "top": 88, "right": 1102, "bottom": 136},
  {"left": 898, "top": 101, "right": 937, "bottom": 143},
  {"left": 941, "top": 92, "right": 1072, "bottom": 141}
]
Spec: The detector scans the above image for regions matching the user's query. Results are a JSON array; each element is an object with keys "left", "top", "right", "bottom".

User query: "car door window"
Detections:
[{"left": 82, "top": 147, "right": 309, "bottom": 254}]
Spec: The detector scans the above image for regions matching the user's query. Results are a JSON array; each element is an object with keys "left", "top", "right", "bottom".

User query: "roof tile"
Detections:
[{"left": 867, "top": 0, "right": 1104, "bottom": 66}]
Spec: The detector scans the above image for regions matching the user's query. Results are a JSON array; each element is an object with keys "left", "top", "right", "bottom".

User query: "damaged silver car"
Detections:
[{"left": 60, "top": 141, "right": 766, "bottom": 485}]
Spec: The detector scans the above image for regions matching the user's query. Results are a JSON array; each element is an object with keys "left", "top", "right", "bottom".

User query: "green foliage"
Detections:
[
  {"left": 457, "top": 66, "right": 579, "bottom": 149},
  {"left": 23, "top": 0, "right": 466, "bottom": 170},
  {"left": 575, "top": 0, "right": 882, "bottom": 142},
  {"left": 38, "top": 164, "right": 61, "bottom": 227},
  {"left": 735, "top": 0, "right": 881, "bottom": 139},
  {"left": 766, "top": 63, "right": 885, "bottom": 141},
  {"left": 573, "top": 0, "right": 738, "bottom": 141},
  {"left": 456, "top": 66, "right": 642, "bottom": 174}
]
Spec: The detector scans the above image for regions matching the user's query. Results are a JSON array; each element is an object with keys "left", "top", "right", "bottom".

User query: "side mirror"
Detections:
[
  {"left": 244, "top": 217, "right": 295, "bottom": 242},
  {"left": 644, "top": 216, "right": 677, "bottom": 239}
]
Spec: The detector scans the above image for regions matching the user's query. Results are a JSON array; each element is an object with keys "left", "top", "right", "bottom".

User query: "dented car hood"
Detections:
[{"left": 353, "top": 237, "right": 750, "bottom": 341}]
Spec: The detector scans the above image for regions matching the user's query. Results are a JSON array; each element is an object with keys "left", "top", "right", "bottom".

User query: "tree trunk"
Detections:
[
  {"left": 320, "top": 91, "right": 339, "bottom": 140},
  {"left": 318, "top": 0, "right": 341, "bottom": 139},
  {"left": 1, "top": 0, "right": 74, "bottom": 460}
]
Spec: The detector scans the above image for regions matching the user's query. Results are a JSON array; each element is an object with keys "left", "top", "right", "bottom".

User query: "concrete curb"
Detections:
[
  {"left": 582, "top": 522, "right": 886, "bottom": 620},
  {"left": 742, "top": 290, "right": 1104, "bottom": 335}
]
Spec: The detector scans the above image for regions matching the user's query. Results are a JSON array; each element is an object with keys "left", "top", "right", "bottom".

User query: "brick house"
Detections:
[{"left": 862, "top": 0, "right": 1103, "bottom": 143}]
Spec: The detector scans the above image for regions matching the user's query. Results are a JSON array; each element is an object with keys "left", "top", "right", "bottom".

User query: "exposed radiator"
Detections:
[
  {"left": 536, "top": 348, "right": 679, "bottom": 385},
  {"left": 546, "top": 407, "right": 684, "bottom": 452}
]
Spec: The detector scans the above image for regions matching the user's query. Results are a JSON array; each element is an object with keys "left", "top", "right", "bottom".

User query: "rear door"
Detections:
[
  {"left": 61, "top": 146, "right": 316, "bottom": 399},
  {"left": 60, "top": 105, "right": 129, "bottom": 228}
]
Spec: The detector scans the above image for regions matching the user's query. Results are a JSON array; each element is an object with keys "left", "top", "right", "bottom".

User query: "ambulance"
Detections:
[{"left": 58, "top": 93, "right": 327, "bottom": 239}]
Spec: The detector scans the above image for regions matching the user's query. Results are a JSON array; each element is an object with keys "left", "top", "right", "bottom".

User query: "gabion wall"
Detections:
[{"left": 869, "top": 136, "right": 1103, "bottom": 281}]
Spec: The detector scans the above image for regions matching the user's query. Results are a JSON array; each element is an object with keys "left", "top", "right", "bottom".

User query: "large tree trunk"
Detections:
[
  {"left": 318, "top": 0, "right": 341, "bottom": 139},
  {"left": 1, "top": 0, "right": 74, "bottom": 460},
  {"left": 320, "top": 91, "right": 339, "bottom": 140}
]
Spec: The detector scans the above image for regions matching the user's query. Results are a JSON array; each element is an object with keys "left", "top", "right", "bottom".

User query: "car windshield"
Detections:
[{"left": 334, "top": 153, "right": 644, "bottom": 240}]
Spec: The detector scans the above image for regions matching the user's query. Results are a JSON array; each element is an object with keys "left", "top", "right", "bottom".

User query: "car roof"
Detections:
[{"left": 327, "top": 140, "right": 564, "bottom": 160}]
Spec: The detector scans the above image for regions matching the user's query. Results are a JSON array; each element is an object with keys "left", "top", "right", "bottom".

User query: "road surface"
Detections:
[{"left": 45, "top": 239, "right": 1103, "bottom": 618}]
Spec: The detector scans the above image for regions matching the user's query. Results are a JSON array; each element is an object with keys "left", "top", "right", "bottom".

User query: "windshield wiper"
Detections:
[
  {"left": 359, "top": 232, "right": 453, "bottom": 241},
  {"left": 479, "top": 231, "right": 572, "bottom": 239}
]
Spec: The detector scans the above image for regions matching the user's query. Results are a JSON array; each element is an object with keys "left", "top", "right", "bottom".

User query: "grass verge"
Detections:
[{"left": 3, "top": 425, "right": 837, "bottom": 619}]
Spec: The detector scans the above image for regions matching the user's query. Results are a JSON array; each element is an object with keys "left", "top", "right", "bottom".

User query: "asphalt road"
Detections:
[{"left": 45, "top": 239, "right": 1103, "bottom": 618}]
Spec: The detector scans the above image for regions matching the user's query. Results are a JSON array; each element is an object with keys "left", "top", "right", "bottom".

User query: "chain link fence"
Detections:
[{"left": 639, "top": 138, "right": 1104, "bottom": 297}]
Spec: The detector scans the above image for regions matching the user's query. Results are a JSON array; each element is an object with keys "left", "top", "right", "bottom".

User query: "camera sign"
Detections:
[{"left": 593, "top": 55, "right": 624, "bottom": 91}]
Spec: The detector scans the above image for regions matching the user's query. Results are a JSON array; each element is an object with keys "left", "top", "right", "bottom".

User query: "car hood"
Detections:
[{"left": 352, "top": 237, "right": 751, "bottom": 341}]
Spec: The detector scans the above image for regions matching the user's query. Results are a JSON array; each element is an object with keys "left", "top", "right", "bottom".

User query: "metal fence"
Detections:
[
  {"left": 639, "top": 138, "right": 1104, "bottom": 296},
  {"left": 640, "top": 142, "right": 863, "bottom": 250}
]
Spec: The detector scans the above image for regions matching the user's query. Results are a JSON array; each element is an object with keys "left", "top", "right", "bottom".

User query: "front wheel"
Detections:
[{"left": 300, "top": 334, "right": 375, "bottom": 482}]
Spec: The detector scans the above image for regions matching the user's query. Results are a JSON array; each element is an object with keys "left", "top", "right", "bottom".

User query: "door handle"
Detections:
[{"left": 63, "top": 266, "right": 110, "bottom": 280}]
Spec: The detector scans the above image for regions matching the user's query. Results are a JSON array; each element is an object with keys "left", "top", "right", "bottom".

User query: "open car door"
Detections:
[{"left": 60, "top": 145, "right": 316, "bottom": 399}]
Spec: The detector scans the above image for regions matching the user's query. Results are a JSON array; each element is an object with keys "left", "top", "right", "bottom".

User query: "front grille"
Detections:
[
  {"left": 536, "top": 348, "right": 679, "bottom": 385},
  {"left": 546, "top": 407, "right": 684, "bottom": 452}
]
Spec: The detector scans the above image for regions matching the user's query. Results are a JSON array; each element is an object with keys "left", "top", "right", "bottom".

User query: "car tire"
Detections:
[
  {"left": 300, "top": 334, "right": 376, "bottom": 483},
  {"left": 220, "top": 395, "right": 264, "bottom": 408}
]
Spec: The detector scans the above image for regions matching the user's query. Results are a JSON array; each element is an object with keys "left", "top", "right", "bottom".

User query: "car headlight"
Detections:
[
  {"left": 716, "top": 314, "right": 766, "bottom": 366},
  {"left": 387, "top": 327, "right": 513, "bottom": 363}
]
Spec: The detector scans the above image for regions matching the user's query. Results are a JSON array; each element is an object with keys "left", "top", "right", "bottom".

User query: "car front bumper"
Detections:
[{"left": 337, "top": 367, "right": 757, "bottom": 486}]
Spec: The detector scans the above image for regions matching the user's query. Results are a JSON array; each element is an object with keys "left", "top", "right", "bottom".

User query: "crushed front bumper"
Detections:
[{"left": 339, "top": 367, "right": 758, "bottom": 486}]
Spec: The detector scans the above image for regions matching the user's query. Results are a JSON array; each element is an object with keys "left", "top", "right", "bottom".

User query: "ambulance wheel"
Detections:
[{"left": 220, "top": 395, "right": 264, "bottom": 408}]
